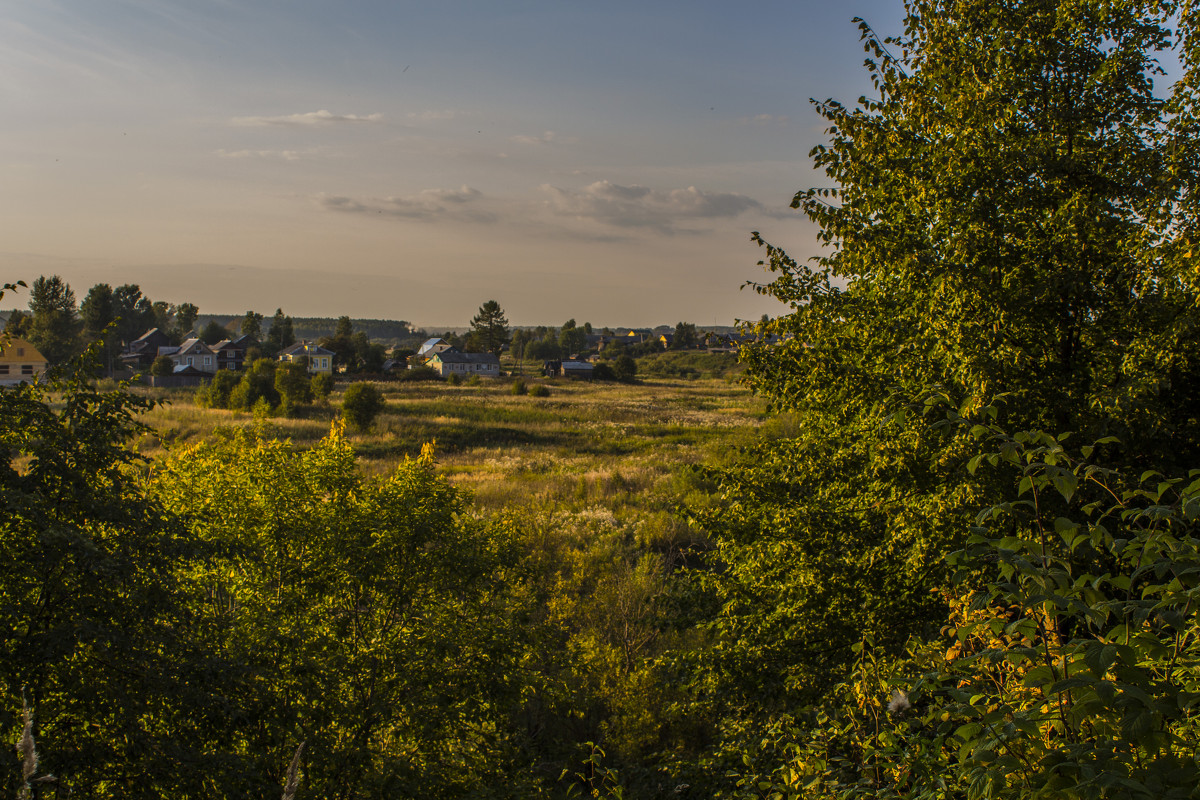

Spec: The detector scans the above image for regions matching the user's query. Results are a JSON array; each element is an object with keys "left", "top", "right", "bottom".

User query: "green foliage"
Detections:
[
  {"left": 740, "top": 429, "right": 1200, "bottom": 800},
  {"left": 447, "top": 372, "right": 462, "bottom": 386},
  {"left": 275, "top": 359, "right": 314, "bottom": 414},
  {"left": 0, "top": 371, "right": 218, "bottom": 796},
  {"left": 310, "top": 371, "right": 334, "bottom": 400},
  {"left": 612, "top": 354, "right": 637, "bottom": 382},
  {"left": 198, "top": 367, "right": 240, "bottom": 408},
  {"left": 511, "top": 378, "right": 528, "bottom": 395},
  {"left": 79, "top": 283, "right": 119, "bottom": 371},
  {"left": 682, "top": 0, "right": 1200, "bottom": 793},
  {"left": 559, "top": 319, "right": 588, "bottom": 358},
  {"left": 173, "top": 302, "right": 199, "bottom": 339},
  {"left": 240, "top": 309, "right": 263, "bottom": 339},
  {"left": 671, "top": 322, "right": 697, "bottom": 350},
  {"left": 149, "top": 427, "right": 535, "bottom": 796},
  {"left": 397, "top": 365, "right": 441, "bottom": 382},
  {"left": 470, "top": 299, "right": 510, "bottom": 357},
  {"left": 26, "top": 275, "right": 80, "bottom": 365},
  {"left": 265, "top": 308, "right": 295, "bottom": 354},
  {"left": 529, "top": 383, "right": 550, "bottom": 398},
  {"left": 342, "top": 381, "right": 386, "bottom": 430},
  {"left": 229, "top": 357, "right": 280, "bottom": 411},
  {"left": 199, "top": 318, "right": 225, "bottom": 344},
  {"left": 150, "top": 354, "right": 174, "bottom": 376}
]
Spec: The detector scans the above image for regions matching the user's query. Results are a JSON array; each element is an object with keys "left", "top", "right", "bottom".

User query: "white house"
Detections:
[{"left": 428, "top": 349, "right": 500, "bottom": 378}]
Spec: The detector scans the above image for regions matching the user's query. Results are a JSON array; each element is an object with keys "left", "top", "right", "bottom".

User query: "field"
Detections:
[{"left": 132, "top": 374, "right": 781, "bottom": 549}]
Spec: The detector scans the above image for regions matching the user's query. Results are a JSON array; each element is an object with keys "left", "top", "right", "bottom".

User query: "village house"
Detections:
[
  {"left": 278, "top": 341, "right": 335, "bottom": 375},
  {"left": 428, "top": 349, "right": 500, "bottom": 378},
  {"left": 417, "top": 338, "right": 454, "bottom": 360},
  {"left": 164, "top": 338, "right": 218, "bottom": 374},
  {"left": 212, "top": 334, "right": 258, "bottom": 371},
  {"left": 119, "top": 327, "right": 172, "bottom": 372},
  {"left": 0, "top": 337, "right": 48, "bottom": 385}
]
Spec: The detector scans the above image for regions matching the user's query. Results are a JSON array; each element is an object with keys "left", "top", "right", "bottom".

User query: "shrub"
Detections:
[
  {"left": 229, "top": 358, "right": 279, "bottom": 412},
  {"left": 275, "top": 361, "right": 313, "bottom": 411},
  {"left": 510, "top": 379, "right": 527, "bottom": 395},
  {"left": 613, "top": 354, "right": 637, "bottom": 382},
  {"left": 199, "top": 369, "right": 240, "bottom": 409},
  {"left": 466, "top": 374, "right": 481, "bottom": 386},
  {"left": 150, "top": 355, "right": 174, "bottom": 377},
  {"left": 528, "top": 384, "right": 550, "bottom": 398},
  {"left": 591, "top": 362, "right": 615, "bottom": 381},
  {"left": 342, "top": 382, "right": 386, "bottom": 431},
  {"left": 311, "top": 372, "right": 334, "bottom": 401},
  {"left": 397, "top": 366, "right": 440, "bottom": 382},
  {"left": 447, "top": 374, "right": 461, "bottom": 386}
]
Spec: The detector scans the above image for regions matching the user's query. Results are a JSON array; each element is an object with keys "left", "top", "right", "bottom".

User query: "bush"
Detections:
[
  {"left": 447, "top": 373, "right": 461, "bottom": 386},
  {"left": 311, "top": 372, "right": 334, "bottom": 401},
  {"left": 466, "top": 374, "right": 481, "bottom": 386},
  {"left": 342, "top": 382, "right": 386, "bottom": 431},
  {"left": 591, "top": 362, "right": 615, "bottom": 381},
  {"left": 397, "top": 366, "right": 440, "bottom": 382},
  {"left": 229, "top": 358, "right": 279, "bottom": 412},
  {"left": 613, "top": 353, "right": 637, "bottom": 382},
  {"left": 528, "top": 384, "right": 550, "bottom": 398},
  {"left": 510, "top": 379, "right": 527, "bottom": 395},
  {"left": 150, "top": 355, "right": 174, "bottom": 377},
  {"left": 275, "top": 361, "right": 313, "bottom": 412},
  {"left": 199, "top": 369, "right": 240, "bottom": 409}
]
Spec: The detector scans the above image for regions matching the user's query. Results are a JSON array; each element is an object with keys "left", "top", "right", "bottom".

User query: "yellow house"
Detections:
[
  {"left": 0, "top": 337, "right": 48, "bottom": 385},
  {"left": 278, "top": 341, "right": 335, "bottom": 375}
]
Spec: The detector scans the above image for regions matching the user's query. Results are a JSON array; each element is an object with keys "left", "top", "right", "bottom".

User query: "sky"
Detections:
[{"left": 0, "top": 0, "right": 906, "bottom": 327}]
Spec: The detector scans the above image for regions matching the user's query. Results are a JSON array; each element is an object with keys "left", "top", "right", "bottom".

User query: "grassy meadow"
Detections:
[{"left": 131, "top": 372, "right": 780, "bottom": 551}]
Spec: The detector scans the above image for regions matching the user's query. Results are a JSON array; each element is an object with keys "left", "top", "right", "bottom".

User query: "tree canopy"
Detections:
[
  {"left": 691, "top": 1, "right": 1200, "bottom": 795},
  {"left": 469, "top": 299, "right": 510, "bottom": 356}
]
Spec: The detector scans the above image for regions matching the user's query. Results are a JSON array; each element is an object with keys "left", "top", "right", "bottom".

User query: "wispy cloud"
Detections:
[
  {"left": 231, "top": 109, "right": 382, "bottom": 127},
  {"left": 216, "top": 148, "right": 304, "bottom": 161},
  {"left": 317, "top": 186, "right": 495, "bottom": 222},
  {"left": 406, "top": 109, "right": 467, "bottom": 123},
  {"left": 738, "top": 113, "right": 790, "bottom": 126},
  {"left": 509, "top": 130, "right": 575, "bottom": 146},
  {"left": 540, "top": 181, "right": 768, "bottom": 233}
]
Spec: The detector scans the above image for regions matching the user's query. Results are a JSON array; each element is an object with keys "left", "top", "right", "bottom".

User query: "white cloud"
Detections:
[
  {"left": 539, "top": 180, "right": 767, "bottom": 232},
  {"left": 317, "top": 186, "right": 494, "bottom": 222},
  {"left": 230, "top": 109, "right": 382, "bottom": 127}
]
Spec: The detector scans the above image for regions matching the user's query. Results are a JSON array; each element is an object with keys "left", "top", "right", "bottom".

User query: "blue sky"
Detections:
[{"left": 1, "top": 0, "right": 906, "bottom": 326}]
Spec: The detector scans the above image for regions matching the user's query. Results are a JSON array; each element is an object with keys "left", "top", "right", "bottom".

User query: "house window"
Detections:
[
  {"left": 0, "top": 365, "right": 8, "bottom": 374},
  {"left": 203, "top": 356, "right": 211, "bottom": 365},
  {"left": 21, "top": 365, "right": 33, "bottom": 375},
  {"left": 187, "top": 356, "right": 193, "bottom": 366}
]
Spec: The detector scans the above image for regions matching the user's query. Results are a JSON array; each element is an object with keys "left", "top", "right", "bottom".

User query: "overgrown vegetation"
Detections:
[{"left": 5, "top": 1, "right": 1200, "bottom": 797}]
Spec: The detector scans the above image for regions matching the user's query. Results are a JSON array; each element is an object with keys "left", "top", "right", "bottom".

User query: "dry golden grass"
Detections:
[{"left": 130, "top": 376, "right": 770, "bottom": 517}]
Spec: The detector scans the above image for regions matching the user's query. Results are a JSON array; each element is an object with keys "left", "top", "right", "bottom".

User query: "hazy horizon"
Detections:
[{"left": 2, "top": 1, "right": 906, "bottom": 326}]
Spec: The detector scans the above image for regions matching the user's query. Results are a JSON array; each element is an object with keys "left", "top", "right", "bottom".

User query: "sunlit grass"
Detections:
[{"left": 130, "top": 375, "right": 772, "bottom": 521}]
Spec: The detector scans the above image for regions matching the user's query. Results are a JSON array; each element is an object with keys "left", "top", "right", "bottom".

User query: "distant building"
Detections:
[
  {"left": 212, "top": 334, "right": 258, "bottom": 371},
  {"left": 278, "top": 342, "right": 335, "bottom": 375},
  {"left": 429, "top": 349, "right": 500, "bottom": 378},
  {"left": 167, "top": 339, "right": 218, "bottom": 374},
  {"left": 120, "top": 327, "right": 172, "bottom": 372},
  {"left": 0, "top": 338, "right": 47, "bottom": 385},
  {"left": 417, "top": 338, "right": 454, "bottom": 359}
]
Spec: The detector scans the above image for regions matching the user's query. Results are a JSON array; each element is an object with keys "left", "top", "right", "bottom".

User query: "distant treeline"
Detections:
[{"left": 194, "top": 315, "right": 423, "bottom": 346}]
